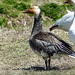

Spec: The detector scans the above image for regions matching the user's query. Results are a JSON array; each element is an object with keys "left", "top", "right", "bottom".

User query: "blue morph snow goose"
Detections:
[
  {"left": 50, "top": 5, "right": 74, "bottom": 31},
  {"left": 65, "top": 0, "right": 75, "bottom": 45},
  {"left": 23, "top": 5, "right": 75, "bottom": 70}
]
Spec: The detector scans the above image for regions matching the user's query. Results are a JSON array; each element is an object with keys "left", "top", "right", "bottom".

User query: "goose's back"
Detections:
[
  {"left": 29, "top": 31, "right": 73, "bottom": 58},
  {"left": 54, "top": 12, "right": 74, "bottom": 31}
]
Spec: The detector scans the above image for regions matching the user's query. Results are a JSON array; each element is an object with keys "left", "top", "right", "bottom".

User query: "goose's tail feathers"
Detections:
[{"left": 69, "top": 53, "right": 75, "bottom": 58}]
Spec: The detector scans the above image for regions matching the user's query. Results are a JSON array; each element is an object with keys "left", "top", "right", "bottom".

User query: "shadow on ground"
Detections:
[{"left": 12, "top": 66, "right": 62, "bottom": 71}]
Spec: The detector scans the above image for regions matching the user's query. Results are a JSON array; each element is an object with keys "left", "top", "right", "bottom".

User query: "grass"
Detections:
[
  {"left": 1, "top": 22, "right": 75, "bottom": 75},
  {"left": 0, "top": 0, "right": 75, "bottom": 75},
  {"left": 0, "top": 0, "right": 74, "bottom": 27},
  {"left": 0, "top": 4, "right": 8, "bottom": 14},
  {"left": 0, "top": 0, "right": 30, "bottom": 27},
  {"left": 14, "top": 3, "right": 30, "bottom": 11},
  {"left": 0, "top": 17, "right": 7, "bottom": 27},
  {"left": 9, "top": 13, "right": 18, "bottom": 18},
  {"left": 3, "top": 0, "right": 17, "bottom": 5},
  {"left": 40, "top": 3, "right": 73, "bottom": 21}
]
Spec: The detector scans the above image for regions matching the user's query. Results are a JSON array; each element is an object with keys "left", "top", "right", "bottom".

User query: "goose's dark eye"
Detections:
[{"left": 30, "top": 8, "right": 33, "bottom": 9}]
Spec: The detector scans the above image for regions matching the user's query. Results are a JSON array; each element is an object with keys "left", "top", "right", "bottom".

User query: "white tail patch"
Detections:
[{"left": 68, "top": 55, "right": 75, "bottom": 58}]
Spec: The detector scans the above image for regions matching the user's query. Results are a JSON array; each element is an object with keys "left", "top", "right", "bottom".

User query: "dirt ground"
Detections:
[
  {"left": 0, "top": 0, "right": 75, "bottom": 74},
  {"left": 0, "top": 23, "right": 75, "bottom": 75}
]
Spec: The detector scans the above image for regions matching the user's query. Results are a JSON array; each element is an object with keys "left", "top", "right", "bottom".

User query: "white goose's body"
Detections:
[
  {"left": 68, "top": 0, "right": 75, "bottom": 44},
  {"left": 69, "top": 17, "right": 75, "bottom": 44},
  {"left": 50, "top": 10, "right": 74, "bottom": 31}
]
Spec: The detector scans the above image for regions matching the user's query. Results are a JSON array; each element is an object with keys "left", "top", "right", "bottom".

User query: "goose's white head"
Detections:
[
  {"left": 64, "top": 0, "right": 75, "bottom": 5},
  {"left": 23, "top": 5, "right": 41, "bottom": 15}
]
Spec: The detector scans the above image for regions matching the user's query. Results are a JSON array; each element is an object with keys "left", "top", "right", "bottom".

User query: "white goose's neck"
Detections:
[
  {"left": 74, "top": 3, "right": 75, "bottom": 17},
  {"left": 69, "top": 2, "right": 75, "bottom": 30},
  {"left": 68, "top": 1, "right": 75, "bottom": 44}
]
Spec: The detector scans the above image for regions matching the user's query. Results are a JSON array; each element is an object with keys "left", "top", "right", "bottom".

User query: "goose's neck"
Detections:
[
  {"left": 74, "top": 3, "right": 75, "bottom": 17},
  {"left": 69, "top": 3, "right": 75, "bottom": 30},
  {"left": 31, "top": 12, "right": 42, "bottom": 35}
]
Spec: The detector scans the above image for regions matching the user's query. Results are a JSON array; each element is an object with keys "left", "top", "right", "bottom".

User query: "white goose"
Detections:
[
  {"left": 50, "top": 6, "right": 74, "bottom": 31},
  {"left": 66, "top": 0, "right": 75, "bottom": 45}
]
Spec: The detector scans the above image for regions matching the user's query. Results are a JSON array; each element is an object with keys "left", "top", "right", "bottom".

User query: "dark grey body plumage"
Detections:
[{"left": 29, "top": 12, "right": 75, "bottom": 69}]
